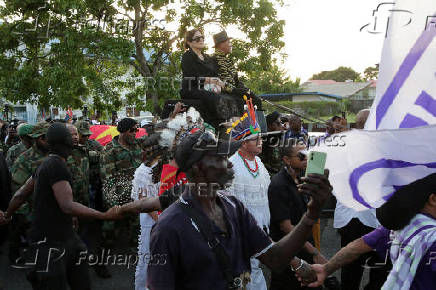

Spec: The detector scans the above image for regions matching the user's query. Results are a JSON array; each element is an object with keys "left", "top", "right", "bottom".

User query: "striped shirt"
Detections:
[{"left": 214, "top": 50, "right": 238, "bottom": 93}]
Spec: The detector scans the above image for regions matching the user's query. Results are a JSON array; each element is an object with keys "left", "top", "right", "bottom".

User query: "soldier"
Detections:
[
  {"left": 8, "top": 122, "right": 50, "bottom": 264},
  {"left": 6, "top": 123, "right": 34, "bottom": 168},
  {"left": 10, "top": 122, "right": 50, "bottom": 193},
  {"left": 66, "top": 124, "right": 89, "bottom": 206},
  {"left": 72, "top": 122, "right": 111, "bottom": 278},
  {"left": 75, "top": 121, "right": 103, "bottom": 208},
  {"left": 102, "top": 117, "right": 158, "bottom": 250}
]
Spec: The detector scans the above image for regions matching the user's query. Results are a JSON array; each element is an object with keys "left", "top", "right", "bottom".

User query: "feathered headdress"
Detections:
[{"left": 227, "top": 95, "right": 261, "bottom": 140}]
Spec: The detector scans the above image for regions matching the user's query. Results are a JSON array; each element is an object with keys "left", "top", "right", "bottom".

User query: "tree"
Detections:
[
  {"left": 0, "top": 0, "right": 134, "bottom": 114},
  {"left": 310, "top": 66, "right": 362, "bottom": 82},
  {"left": 363, "top": 63, "right": 379, "bottom": 81},
  {"left": 0, "top": 0, "right": 287, "bottom": 114},
  {"left": 243, "top": 62, "right": 301, "bottom": 95}
]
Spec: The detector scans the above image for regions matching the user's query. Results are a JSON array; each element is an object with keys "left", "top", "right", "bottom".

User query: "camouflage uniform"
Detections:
[
  {"left": 5, "top": 142, "right": 26, "bottom": 169},
  {"left": 5, "top": 124, "right": 34, "bottom": 168},
  {"left": 11, "top": 144, "right": 47, "bottom": 195},
  {"left": 101, "top": 135, "right": 146, "bottom": 249},
  {"left": 8, "top": 122, "right": 49, "bottom": 264},
  {"left": 72, "top": 121, "right": 108, "bottom": 267},
  {"left": 66, "top": 145, "right": 90, "bottom": 205}
]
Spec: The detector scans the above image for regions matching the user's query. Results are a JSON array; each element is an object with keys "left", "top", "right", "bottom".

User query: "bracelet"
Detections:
[{"left": 291, "top": 258, "right": 306, "bottom": 272}]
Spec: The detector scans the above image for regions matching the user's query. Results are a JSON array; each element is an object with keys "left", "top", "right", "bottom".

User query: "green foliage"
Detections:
[
  {"left": 310, "top": 66, "right": 362, "bottom": 82},
  {"left": 243, "top": 62, "right": 301, "bottom": 95},
  {"left": 363, "top": 63, "right": 379, "bottom": 81},
  {"left": 0, "top": 0, "right": 286, "bottom": 114}
]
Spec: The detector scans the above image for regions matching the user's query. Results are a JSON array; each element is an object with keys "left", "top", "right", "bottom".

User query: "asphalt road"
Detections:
[{"left": 0, "top": 218, "right": 370, "bottom": 290}]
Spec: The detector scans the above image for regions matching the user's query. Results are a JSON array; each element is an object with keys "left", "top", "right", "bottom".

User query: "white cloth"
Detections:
[
  {"left": 228, "top": 153, "right": 270, "bottom": 290},
  {"left": 313, "top": 126, "right": 436, "bottom": 211},
  {"left": 228, "top": 153, "right": 271, "bottom": 229},
  {"left": 246, "top": 258, "right": 267, "bottom": 290},
  {"left": 131, "top": 164, "right": 160, "bottom": 290},
  {"left": 333, "top": 201, "right": 380, "bottom": 229}
]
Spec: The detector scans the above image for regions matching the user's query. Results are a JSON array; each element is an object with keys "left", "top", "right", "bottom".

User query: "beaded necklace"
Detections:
[{"left": 238, "top": 150, "right": 259, "bottom": 178}]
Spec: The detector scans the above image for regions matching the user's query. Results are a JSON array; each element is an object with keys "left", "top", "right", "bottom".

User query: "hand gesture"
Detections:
[
  {"left": 297, "top": 264, "right": 327, "bottom": 288},
  {"left": 298, "top": 169, "right": 332, "bottom": 216},
  {"left": 173, "top": 102, "right": 187, "bottom": 115},
  {"left": 103, "top": 206, "right": 123, "bottom": 220},
  {"left": 294, "top": 260, "right": 317, "bottom": 285}
]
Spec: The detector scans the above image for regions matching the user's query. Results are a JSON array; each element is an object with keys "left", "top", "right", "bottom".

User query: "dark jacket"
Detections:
[{"left": 181, "top": 49, "right": 218, "bottom": 96}]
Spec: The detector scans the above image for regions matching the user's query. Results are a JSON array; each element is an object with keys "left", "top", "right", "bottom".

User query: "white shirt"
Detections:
[
  {"left": 334, "top": 200, "right": 380, "bottom": 229},
  {"left": 131, "top": 163, "right": 160, "bottom": 227},
  {"left": 228, "top": 153, "right": 271, "bottom": 229}
]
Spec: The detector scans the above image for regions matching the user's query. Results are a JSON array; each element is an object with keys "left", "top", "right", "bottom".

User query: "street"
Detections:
[{"left": 0, "top": 218, "right": 369, "bottom": 289}]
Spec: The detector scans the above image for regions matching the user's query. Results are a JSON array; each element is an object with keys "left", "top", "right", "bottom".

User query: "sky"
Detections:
[{"left": 277, "top": 0, "right": 388, "bottom": 82}]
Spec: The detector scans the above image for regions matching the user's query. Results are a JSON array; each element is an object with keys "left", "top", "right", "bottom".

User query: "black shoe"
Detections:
[{"left": 93, "top": 265, "right": 111, "bottom": 279}]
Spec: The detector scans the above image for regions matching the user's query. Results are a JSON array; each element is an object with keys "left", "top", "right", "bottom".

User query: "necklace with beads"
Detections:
[{"left": 238, "top": 150, "right": 259, "bottom": 178}]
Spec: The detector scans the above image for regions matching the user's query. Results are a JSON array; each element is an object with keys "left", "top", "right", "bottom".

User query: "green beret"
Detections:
[{"left": 17, "top": 124, "right": 34, "bottom": 136}]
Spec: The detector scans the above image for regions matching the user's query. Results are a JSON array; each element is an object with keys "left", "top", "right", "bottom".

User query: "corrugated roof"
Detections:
[
  {"left": 302, "top": 80, "right": 373, "bottom": 97},
  {"left": 259, "top": 92, "right": 342, "bottom": 100}
]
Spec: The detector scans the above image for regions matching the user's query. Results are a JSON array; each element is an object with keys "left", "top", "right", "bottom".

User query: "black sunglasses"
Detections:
[
  {"left": 290, "top": 152, "right": 306, "bottom": 161},
  {"left": 129, "top": 127, "right": 139, "bottom": 133},
  {"left": 192, "top": 36, "right": 204, "bottom": 42}
]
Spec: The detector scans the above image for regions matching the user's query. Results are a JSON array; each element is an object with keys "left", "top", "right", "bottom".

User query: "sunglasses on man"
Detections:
[
  {"left": 192, "top": 36, "right": 204, "bottom": 42},
  {"left": 129, "top": 127, "right": 139, "bottom": 133},
  {"left": 290, "top": 152, "right": 306, "bottom": 161}
]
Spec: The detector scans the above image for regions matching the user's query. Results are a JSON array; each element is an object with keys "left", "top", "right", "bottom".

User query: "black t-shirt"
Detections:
[
  {"left": 268, "top": 168, "right": 308, "bottom": 242},
  {"left": 29, "top": 155, "right": 74, "bottom": 242}
]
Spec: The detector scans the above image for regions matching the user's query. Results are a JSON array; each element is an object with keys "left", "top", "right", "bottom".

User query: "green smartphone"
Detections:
[{"left": 305, "top": 151, "right": 327, "bottom": 177}]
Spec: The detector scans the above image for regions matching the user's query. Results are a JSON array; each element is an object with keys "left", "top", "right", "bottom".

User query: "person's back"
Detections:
[{"left": 29, "top": 155, "right": 74, "bottom": 242}]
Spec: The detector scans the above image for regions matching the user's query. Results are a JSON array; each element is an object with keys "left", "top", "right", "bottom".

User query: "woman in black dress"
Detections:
[{"left": 181, "top": 29, "right": 240, "bottom": 129}]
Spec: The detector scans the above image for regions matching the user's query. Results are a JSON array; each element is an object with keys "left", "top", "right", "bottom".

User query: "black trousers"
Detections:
[
  {"left": 338, "top": 218, "right": 389, "bottom": 290},
  {"left": 25, "top": 234, "right": 90, "bottom": 290},
  {"left": 181, "top": 89, "right": 241, "bottom": 129}
]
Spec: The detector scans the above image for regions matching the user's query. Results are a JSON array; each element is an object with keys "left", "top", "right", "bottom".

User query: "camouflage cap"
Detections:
[
  {"left": 17, "top": 124, "right": 34, "bottom": 136},
  {"left": 75, "top": 121, "right": 93, "bottom": 136},
  {"left": 29, "top": 122, "right": 50, "bottom": 138}
]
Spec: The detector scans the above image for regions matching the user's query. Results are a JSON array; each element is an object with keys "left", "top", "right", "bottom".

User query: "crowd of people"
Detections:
[{"left": 0, "top": 29, "right": 434, "bottom": 290}]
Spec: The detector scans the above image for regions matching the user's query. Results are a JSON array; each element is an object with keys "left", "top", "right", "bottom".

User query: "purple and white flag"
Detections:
[
  {"left": 319, "top": 1, "right": 436, "bottom": 211},
  {"left": 318, "top": 125, "right": 436, "bottom": 211},
  {"left": 365, "top": 0, "right": 436, "bottom": 129}
]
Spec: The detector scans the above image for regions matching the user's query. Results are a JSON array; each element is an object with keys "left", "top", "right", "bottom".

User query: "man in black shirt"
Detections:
[
  {"left": 0, "top": 123, "right": 118, "bottom": 290},
  {"left": 268, "top": 142, "right": 327, "bottom": 289}
]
